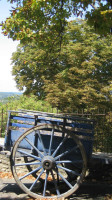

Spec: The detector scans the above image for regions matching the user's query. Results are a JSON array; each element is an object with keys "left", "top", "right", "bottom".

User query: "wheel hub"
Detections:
[{"left": 42, "top": 156, "right": 56, "bottom": 170}]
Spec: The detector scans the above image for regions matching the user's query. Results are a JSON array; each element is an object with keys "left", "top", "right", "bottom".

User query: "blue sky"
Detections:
[{"left": 0, "top": 0, "right": 19, "bottom": 92}]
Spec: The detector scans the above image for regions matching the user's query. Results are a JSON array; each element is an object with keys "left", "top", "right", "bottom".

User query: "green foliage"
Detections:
[
  {"left": 2, "top": 0, "right": 68, "bottom": 49},
  {"left": 11, "top": 38, "right": 66, "bottom": 96},
  {"left": 11, "top": 42, "right": 48, "bottom": 96},
  {"left": 0, "top": 94, "right": 55, "bottom": 112},
  {"left": 93, "top": 111, "right": 112, "bottom": 153},
  {"left": 44, "top": 20, "right": 112, "bottom": 112},
  {"left": 1, "top": 1, "right": 112, "bottom": 112},
  {"left": 1, "top": 0, "right": 112, "bottom": 46},
  {"left": 11, "top": 20, "right": 112, "bottom": 112}
]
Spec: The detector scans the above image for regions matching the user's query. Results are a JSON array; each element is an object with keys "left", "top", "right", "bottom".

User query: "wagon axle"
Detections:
[{"left": 42, "top": 156, "right": 56, "bottom": 170}]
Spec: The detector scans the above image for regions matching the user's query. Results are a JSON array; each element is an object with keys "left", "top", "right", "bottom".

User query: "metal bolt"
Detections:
[{"left": 45, "top": 162, "right": 50, "bottom": 167}]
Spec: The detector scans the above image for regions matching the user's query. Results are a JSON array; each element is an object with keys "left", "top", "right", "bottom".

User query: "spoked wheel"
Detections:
[{"left": 11, "top": 124, "right": 87, "bottom": 199}]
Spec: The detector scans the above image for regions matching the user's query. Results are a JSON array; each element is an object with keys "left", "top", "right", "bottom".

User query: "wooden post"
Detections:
[
  {"left": 57, "top": 108, "right": 58, "bottom": 114},
  {"left": 62, "top": 118, "right": 66, "bottom": 138}
]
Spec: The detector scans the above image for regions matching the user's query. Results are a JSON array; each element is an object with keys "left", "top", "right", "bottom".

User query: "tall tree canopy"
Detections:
[
  {"left": 1, "top": 0, "right": 112, "bottom": 46},
  {"left": 11, "top": 20, "right": 112, "bottom": 111},
  {"left": 1, "top": 1, "right": 112, "bottom": 111}
]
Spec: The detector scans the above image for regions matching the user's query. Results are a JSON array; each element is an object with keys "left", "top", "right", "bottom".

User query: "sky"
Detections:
[{"left": 0, "top": 0, "right": 20, "bottom": 92}]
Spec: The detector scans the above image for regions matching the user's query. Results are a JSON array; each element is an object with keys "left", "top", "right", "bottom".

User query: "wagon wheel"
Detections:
[{"left": 11, "top": 124, "right": 87, "bottom": 199}]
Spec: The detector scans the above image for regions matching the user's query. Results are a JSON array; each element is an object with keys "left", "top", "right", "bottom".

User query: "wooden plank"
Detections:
[
  {"left": 91, "top": 152, "right": 112, "bottom": 165},
  {"left": 11, "top": 116, "right": 35, "bottom": 122},
  {"left": 18, "top": 109, "right": 95, "bottom": 122},
  {"left": 11, "top": 115, "right": 35, "bottom": 120},
  {"left": 10, "top": 123, "right": 34, "bottom": 129},
  {"left": 37, "top": 118, "right": 94, "bottom": 130}
]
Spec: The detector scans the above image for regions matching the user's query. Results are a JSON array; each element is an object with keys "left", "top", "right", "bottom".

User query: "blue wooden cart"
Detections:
[{"left": 1, "top": 110, "right": 95, "bottom": 199}]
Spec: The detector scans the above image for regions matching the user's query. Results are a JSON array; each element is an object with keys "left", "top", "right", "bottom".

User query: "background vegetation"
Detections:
[
  {"left": 0, "top": 94, "right": 57, "bottom": 136},
  {"left": 0, "top": 94, "right": 56, "bottom": 115}
]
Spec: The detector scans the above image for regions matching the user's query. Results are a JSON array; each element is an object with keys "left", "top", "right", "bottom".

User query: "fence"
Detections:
[{"left": 0, "top": 108, "right": 112, "bottom": 153}]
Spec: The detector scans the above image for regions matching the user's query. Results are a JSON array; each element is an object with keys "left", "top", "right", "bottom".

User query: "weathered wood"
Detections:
[{"left": 92, "top": 152, "right": 112, "bottom": 165}]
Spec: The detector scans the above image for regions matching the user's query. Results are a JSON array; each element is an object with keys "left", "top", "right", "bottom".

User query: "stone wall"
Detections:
[
  {"left": 0, "top": 153, "right": 11, "bottom": 173},
  {"left": 0, "top": 152, "right": 36, "bottom": 176}
]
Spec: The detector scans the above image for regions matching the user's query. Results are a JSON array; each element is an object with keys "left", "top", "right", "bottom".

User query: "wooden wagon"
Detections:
[{"left": 0, "top": 110, "right": 112, "bottom": 199}]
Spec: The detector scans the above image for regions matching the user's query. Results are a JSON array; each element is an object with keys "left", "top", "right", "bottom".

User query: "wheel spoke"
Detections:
[
  {"left": 36, "top": 130, "right": 47, "bottom": 156},
  {"left": 43, "top": 171, "right": 49, "bottom": 196},
  {"left": 17, "top": 149, "right": 42, "bottom": 161},
  {"left": 25, "top": 137, "right": 44, "bottom": 158},
  {"left": 58, "top": 171, "right": 73, "bottom": 189},
  {"left": 57, "top": 165, "right": 80, "bottom": 176},
  {"left": 30, "top": 168, "right": 45, "bottom": 191},
  {"left": 19, "top": 165, "right": 42, "bottom": 180},
  {"left": 55, "top": 145, "right": 78, "bottom": 161},
  {"left": 52, "top": 137, "right": 67, "bottom": 157},
  {"left": 56, "top": 160, "right": 83, "bottom": 164},
  {"left": 51, "top": 170, "right": 60, "bottom": 196},
  {"left": 48, "top": 128, "right": 54, "bottom": 155},
  {"left": 15, "top": 162, "right": 41, "bottom": 166}
]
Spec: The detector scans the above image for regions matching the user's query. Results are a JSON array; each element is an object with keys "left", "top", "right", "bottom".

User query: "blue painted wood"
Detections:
[
  {"left": 10, "top": 129, "right": 35, "bottom": 149},
  {"left": 4, "top": 111, "right": 36, "bottom": 149},
  {"left": 36, "top": 117, "right": 94, "bottom": 158},
  {"left": 11, "top": 114, "right": 35, "bottom": 119},
  {"left": 37, "top": 134, "right": 63, "bottom": 153},
  {"left": 11, "top": 116, "right": 35, "bottom": 122},
  {"left": 66, "top": 122, "right": 93, "bottom": 130},
  {"left": 37, "top": 118, "right": 93, "bottom": 130},
  {"left": 4, "top": 110, "right": 94, "bottom": 159},
  {"left": 10, "top": 122, "right": 34, "bottom": 128}
]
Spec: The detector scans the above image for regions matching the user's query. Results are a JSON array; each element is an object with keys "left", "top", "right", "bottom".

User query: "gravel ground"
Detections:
[
  {"left": 0, "top": 139, "right": 112, "bottom": 200},
  {"left": 0, "top": 176, "right": 112, "bottom": 200},
  {"left": 0, "top": 155, "right": 112, "bottom": 200}
]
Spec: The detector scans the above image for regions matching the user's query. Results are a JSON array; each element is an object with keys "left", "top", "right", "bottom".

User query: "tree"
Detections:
[
  {"left": 11, "top": 20, "right": 112, "bottom": 111},
  {"left": 11, "top": 39, "right": 62, "bottom": 97},
  {"left": 44, "top": 20, "right": 112, "bottom": 112},
  {"left": 1, "top": 0, "right": 112, "bottom": 47},
  {"left": 1, "top": 1, "right": 112, "bottom": 111},
  {"left": 11, "top": 42, "right": 45, "bottom": 97}
]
